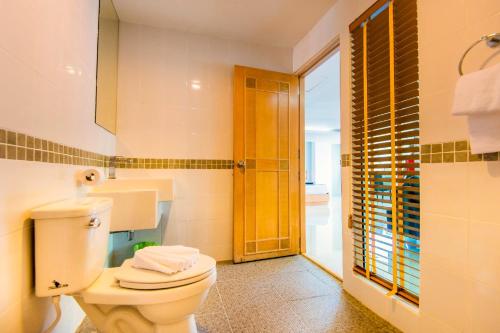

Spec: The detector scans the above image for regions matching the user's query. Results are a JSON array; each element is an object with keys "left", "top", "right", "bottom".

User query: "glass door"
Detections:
[{"left": 304, "top": 50, "right": 343, "bottom": 278}]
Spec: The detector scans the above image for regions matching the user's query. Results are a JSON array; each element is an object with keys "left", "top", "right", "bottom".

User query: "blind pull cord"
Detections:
[
  {"left": 387, "top": 0, "right": 399, "bottom": 297},
  {"left": 362, "top": 20, "right": 371, "bottom": 280}
]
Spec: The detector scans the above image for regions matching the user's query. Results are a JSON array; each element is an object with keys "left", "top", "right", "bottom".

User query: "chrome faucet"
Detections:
[
  {"left": 109, "top": 156, "right": 133, "bottom": 179},
  {"left": 109, "top": 156, "right": 127, "bottom": 179},
  {"left": 108, "top": 156, "right": 119, "bottom": 179}
]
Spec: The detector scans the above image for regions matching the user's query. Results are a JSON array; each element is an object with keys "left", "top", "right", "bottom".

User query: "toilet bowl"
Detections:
[
  {"left": 31, "top": 197, "right": 216, "bottom": 333},
  {"left": 76, "top": 255, "right": 216, "bottom": 333}
]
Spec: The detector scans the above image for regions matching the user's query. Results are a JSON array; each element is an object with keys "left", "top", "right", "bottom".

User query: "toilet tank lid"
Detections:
[{"left": 31, "top": 197, "right": 113, "bottom": 220}]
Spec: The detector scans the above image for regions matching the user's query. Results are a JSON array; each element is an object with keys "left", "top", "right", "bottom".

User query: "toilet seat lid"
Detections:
[{"left": 114, "top": 254, "right": 216, "bottom": 290}]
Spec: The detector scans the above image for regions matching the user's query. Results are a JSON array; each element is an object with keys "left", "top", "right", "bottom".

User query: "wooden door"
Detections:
[{"left": 233, "top": 65, "right": 300, "bottom": 263}]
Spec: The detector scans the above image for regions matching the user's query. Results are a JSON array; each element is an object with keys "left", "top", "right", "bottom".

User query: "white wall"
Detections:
[
  {"left": 0, "top": 0, "right": 115, "bottom": 332},
  {"left": 116, "top": 22, "right": 292, "bottom": 260},
  {"left": 293, "top": 0, "right": 500, "bottom": 332},
  {"left": 418, "top": 1, "right": 500, "bottom": 332}
]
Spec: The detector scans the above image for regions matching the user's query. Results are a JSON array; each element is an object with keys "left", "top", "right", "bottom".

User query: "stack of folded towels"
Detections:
[{"left": 132, "top": 245, "right": 200, "bottom": 274}]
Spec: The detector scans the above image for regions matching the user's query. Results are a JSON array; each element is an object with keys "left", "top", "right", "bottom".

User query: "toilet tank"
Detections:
[{"left": 31, "top": 197, "right": 113, "bottom": 297}]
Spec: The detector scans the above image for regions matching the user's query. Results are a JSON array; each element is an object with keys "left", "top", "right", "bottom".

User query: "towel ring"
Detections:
[{"left": 458, "top": 33, "right": 500, "bottom": 76}]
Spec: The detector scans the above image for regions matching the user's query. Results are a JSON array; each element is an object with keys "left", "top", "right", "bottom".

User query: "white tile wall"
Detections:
[
  {"left": 116, "top": 23, "right": 292, "bottom": 260},
  {"left": 421, "top": 164, "right": 470, "bottom": 218},
  {"left": 419, "top": 90, "right": 469, "bottom": 144},
  {"left": 417, "top": 2, "right": 500, "bottom": 330},
  {"left": 420, "top": 213, "right": 468, "bottom": 274},
  {"left": 467, "top": 220, "right": 500, "bottom": 291},
  {"left": 0, "top": 0, "right": 114, "bottom": 331},
  {"left": 465, "top": 278, "right": 500, "bottom": 332},
  {"left": 294, "top": 0, "right": 500, "bottom": 332}
]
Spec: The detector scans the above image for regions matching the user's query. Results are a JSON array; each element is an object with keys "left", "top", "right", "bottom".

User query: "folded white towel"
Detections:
[
  {"left": 452, "top": 63, "right": 500, "bottom": 116},
  {"left": 132, "top": 245, "right": 199, "bottom": 274}
]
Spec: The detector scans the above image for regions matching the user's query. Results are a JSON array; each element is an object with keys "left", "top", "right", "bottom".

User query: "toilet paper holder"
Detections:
[{"left": 76, "top": 169, "right": 102, "bottom": 186}]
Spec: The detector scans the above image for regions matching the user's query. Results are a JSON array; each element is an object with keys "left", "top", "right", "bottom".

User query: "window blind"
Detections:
[{"left": 350, "top": 0, "right": 420, "bottom": 304}]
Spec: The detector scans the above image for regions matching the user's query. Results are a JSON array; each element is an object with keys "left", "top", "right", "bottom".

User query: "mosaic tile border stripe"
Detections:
[
  {"left": 342, "top": 140, "right": 499, "bottom": 167},
  {"left": 0, "top": 128, "right": 108, "bottom": 167},
  {"left": 114, "top": 158, "right": 234, "bottom": 170},
  {"left": 0, "top": 128, "right": 233, "bottom": 170},
  {"left": 421, "top": 140, "right": 499, "bottom": 164}
]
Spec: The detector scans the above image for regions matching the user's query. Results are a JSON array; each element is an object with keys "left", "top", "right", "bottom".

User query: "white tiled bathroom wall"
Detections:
[
  {"left": 0, "top": 0, "right": 115, "bottom": 332},
  {"left": 115, "top": 22, "right": 293, "bottom": 260}
]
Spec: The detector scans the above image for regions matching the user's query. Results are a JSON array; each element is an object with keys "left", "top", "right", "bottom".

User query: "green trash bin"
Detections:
[{"left": 132, "top": 241, "right": 159, "bottom": 253}]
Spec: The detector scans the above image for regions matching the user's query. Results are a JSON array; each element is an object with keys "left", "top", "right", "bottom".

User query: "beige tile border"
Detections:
[
  {"left": 0, "top": 128, "right": 234, "bottom": 170},
  {"left": 114, "top": 157, "right": 234, "bottom": 170},
  {"left": 421, "top": 140, "right": 499, "bottom": 164},
  {"left": 0, "top": 128, "right": 108, "bottom": 167},
  {"left": 342, "top": 140, "right": 498, "bottom": 167}
]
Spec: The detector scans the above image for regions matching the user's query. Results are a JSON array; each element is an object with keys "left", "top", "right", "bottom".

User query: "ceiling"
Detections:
[
  {"left": 112, "top": 0, "right": 337, "bottom": 47},
  {"left": 305, "top": 51, "right": 340, "bottom": 132}
]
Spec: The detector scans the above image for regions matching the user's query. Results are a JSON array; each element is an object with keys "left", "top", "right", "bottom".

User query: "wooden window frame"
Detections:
[{"left": 350, "top": 0, "right": 421, "bottom": 305}]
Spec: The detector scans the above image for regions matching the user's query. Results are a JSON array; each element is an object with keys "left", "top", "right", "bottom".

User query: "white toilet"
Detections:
[{"left": 31, "top": 197, "right": 216, "bottom": 333}]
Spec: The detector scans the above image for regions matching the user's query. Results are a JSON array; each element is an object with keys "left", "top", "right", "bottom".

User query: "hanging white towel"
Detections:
[
  {"left": 452, "top": 63, "right": 500, "bottom": 153},
  {"left": 132, "top": 245, "right": 199, "bottom": 274},
  {"left": 468, "top": 114, "right": 500, "bottom": 154},
  {"left": 452, "top": 63, "right": 500, "bottom": 116}
]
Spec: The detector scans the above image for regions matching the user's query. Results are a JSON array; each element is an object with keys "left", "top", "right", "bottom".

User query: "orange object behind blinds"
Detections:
[{"left": 350, "top": 0, "right": 420, "bottom": 304}]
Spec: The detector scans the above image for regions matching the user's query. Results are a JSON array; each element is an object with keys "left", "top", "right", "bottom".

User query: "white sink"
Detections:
[
  {"left": 88, "top": 178, "right": 173, "bottom": 232},
  {"left": 90, "top": 178, "right": 173, "bottom": 201}
]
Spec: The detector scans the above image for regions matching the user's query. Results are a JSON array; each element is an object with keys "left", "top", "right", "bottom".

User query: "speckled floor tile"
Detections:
[
  {"left": 216, "top": 261, "right": 262, "bottom": 281},
  {"left": 222, "top": 290, "right": 285, "bottom": 318},
  {"left": 290, "top": 294, "right": 349, "bottom": 322},
  {"left": 196, "top": 312, "right": 233, "bottom": 333},
  {"left": 229, "top": 302, "right": 308, "bottom": 333},
  {"left": 197, "top": 285, "right": 225, "bottom": 316},
  {"left": 255, "top": 255, "right": 309, "bottom": 274},
  {"left": 339, "top": 290, "right": 400, "bottom": 332},
  {"left": 272, "top": 270, "right": 339, "bottom": 301},
  {"left": 74, "top": 255, "right": 400, "bottom": 333},
  {"left": 217, "top": 273, "right": 276, "bottom": 301},
  {"left": 290, "top": 295, "right": 380, "bottom": 333}
]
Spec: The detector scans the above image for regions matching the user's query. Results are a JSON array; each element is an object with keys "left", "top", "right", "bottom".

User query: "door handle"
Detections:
[{"left": 236, "top": 160, "right": 246, "bottom": 169}]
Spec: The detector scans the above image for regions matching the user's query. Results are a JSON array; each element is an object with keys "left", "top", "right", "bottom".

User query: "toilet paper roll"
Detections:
[{"left": 78, "top": 169, "right": 102, "bottom": 186}]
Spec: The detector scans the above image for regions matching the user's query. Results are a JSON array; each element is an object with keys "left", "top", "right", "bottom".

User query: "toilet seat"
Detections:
[
  {"left": 79, "top": 254, "right": 217, "bottom": 305},
  {"left": 115, "top": 255, "right": 216, "bottom": 290}
]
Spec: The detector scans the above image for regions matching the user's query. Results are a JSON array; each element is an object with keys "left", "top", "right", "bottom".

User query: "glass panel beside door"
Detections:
[{"left": 304, "top": 50, "right": 343, "bottom": 278}]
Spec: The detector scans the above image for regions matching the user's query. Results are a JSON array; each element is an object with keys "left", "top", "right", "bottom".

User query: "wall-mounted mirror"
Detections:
[{"left": 95, "top": 0, "right": 119, "bottom": 134}]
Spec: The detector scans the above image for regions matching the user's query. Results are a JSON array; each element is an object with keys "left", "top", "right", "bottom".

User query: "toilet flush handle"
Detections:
[{"left": 88, "top": 217, "right": 101, "bottom": 228}]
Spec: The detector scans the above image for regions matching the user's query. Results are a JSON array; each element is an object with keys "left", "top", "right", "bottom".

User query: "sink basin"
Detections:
[
  {"left": 90, "top": 178, "right": 173, "bottom": 201},
  {"left": 88, "top": 179, "right": 173, "bottom": 232}
]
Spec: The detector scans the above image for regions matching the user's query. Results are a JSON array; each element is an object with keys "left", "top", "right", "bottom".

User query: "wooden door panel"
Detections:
[
  {"left": 279, "top": 93, "right": 290, "bottom": 159},
  {"left": 245, "top": 89, "right": 256, "bottom": 159},
  {"left": 255, "top": 171, "right": 279, "bottom": 239},
  {"left": 279, "top": 171, "right": 290, "bottom": 239},
  {"left": 234, "top": 65, "right": 300, "bottom": 262},
  {"left": 256, "top": 91, "right": 279, "bottom": 159},
  {"left": 244, "top": 169, "right": 256, "bottom": 248}
]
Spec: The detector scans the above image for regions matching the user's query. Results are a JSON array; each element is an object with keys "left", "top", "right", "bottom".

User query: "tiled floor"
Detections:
[{"left": 77, "top": 255, "right": 400, "bottom": 333}]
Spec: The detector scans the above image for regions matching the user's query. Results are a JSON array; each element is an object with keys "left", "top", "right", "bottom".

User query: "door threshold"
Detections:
[{"left": 301, "top": 253, "right": 343, "bottom": 282}]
